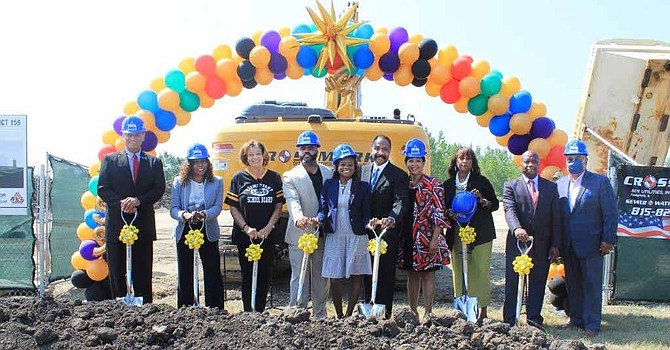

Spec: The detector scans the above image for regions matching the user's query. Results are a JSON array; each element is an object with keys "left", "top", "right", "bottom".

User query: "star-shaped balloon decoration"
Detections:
[{"left": 295, "top": 0, "right": 368, "bottom": 72}]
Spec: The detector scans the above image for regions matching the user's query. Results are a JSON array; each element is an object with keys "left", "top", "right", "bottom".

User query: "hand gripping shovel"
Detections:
[
  {"left": 357, "top": 226, "right": 387, "bottom": 318},
  {"left": 515, "top": 236, "right": 534, "bottom": 326},
  {"left": 189, "top": 220, "right": 205, "bottom": 307},
  {"left": 296, "top": 226, "right": 319, "bottom": 308},
  {"left": 454, "top": 238, "right": 478, "bottom": 322},
  {"left": 251, "top": 238, "right": 264, "bottom": 312},
  {"left": 118, "top": 211, "right": 143, "bottom": 306}
]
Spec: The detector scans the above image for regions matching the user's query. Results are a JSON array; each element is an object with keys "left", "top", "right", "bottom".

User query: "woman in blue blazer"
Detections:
[
  {"left": 170, "top": 143, "right": 224, "bottom": 308},
  {"left": 318, "top": 144, "right": 372, "bottom": 318}
]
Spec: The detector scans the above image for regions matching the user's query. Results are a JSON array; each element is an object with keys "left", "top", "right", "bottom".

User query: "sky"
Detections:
[{"left": 1, "top": 0, "right": 669, "bottom": 167}]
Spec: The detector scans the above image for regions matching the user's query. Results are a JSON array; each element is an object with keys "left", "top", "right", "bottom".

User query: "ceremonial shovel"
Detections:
[{"left": 117, "top": 211, "right": 143, "bottom": 306}]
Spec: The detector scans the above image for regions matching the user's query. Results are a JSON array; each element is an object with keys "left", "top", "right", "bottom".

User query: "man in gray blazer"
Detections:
[{"left": 283, "top": 130, "right": 333, "bottom": 318}]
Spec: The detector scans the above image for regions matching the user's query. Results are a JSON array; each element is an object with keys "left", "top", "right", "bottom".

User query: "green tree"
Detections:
[
  {"left": 427, "top": 129, "right": 459, "bottom": 181},
  {"left": 157, "top": 151, "right": 185, "bottom": 208}
]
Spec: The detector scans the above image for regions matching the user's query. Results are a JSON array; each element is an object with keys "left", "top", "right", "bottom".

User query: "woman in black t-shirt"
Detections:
[{"left": 225, "top": 140, "right": 284, "bottom": 312}]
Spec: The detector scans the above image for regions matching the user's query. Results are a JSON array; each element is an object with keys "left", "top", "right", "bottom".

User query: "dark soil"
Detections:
[{"left": 0, "top": 296, "right": 591, "bottom": 350}]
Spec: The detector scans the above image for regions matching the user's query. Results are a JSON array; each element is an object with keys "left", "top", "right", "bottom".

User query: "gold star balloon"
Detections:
[{"left": 295, "top": 0, "right": 369, "bottom": 72}]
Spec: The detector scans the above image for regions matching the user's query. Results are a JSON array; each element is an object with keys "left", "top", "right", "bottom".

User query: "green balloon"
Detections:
[
  {"left": 88, "top": 176, "right": 99, "bottom": 197},
  {"left": 311, "top": 66, "right": 327, "bottom": 78},
  {"left": 165, "top": 69, "right": 185, "bottom": 92},
  {"left": 480, "top": 74, "right": 502, "bottom": 97},
  {"left": 467, "top": 95, "right": 489, "bottom": 116},
  {"left": 179, "top": 90, "right": 200, "bottom": 112}
]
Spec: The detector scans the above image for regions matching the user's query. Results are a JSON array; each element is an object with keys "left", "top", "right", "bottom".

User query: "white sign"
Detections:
[{"left": 0, "top": 115, "right": 28, "bottom": 215}]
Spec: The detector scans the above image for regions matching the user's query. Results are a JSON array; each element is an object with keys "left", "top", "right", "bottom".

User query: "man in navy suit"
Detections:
[
  {"left": 502, "top": 150, "right": 561, "bottom": 328},
  {"left": 98, "top": 116, "right": 165, "bottom": 303},
  {"left": 557, "top": 140, "right": 617, "bottom": 337}
]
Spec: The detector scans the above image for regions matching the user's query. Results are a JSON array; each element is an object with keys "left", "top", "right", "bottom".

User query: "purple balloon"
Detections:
[
  {"left": 142, "top": 131, "right": 158, "bottom": 152},
  {"left": 79, "top": 239, "right": 98, "bottom": 261},
  {"left": 507, "top": 134, "right": 532, "bottom": 155},
  {"left": 529, "top": 117, "right": 556, "bottom": 139},
  {"left": 379, "top": 52, "right": 400, "bottom": 73},
  {"left": 388, "top": 27, "right": 409, "bottom": 52},
  {"left": 268, "top": 53, "right": 288, "bottom": 74},
  {"left": 274, "top": 72, "right": 286, "bottom": 80},
  {"left": 383, "top": 73, "right": 394, "bottom": 81},
  {"left": 113, "top": 116, "right": 125, "bottom": 135},
  {"left": 260, "top": 31, "right": 281, "bottom": 53}
]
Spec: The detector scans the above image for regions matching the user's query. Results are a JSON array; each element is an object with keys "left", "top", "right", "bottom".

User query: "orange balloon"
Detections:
[
  {"left": 438, "top": 46, "right": 459, "bottom": 65},
  {"left": 255, "top": 67, "right": 274, "bottom": 85},
  {"left": 425, "top": 82, "right": 442, "bottom": 97},
  {"left": 398, "top": 43, "right": 419, "bottom": 64},
  {"left": 88, "top": 161, "right": 101, "bottom": 177},
  {"left": 512, "top": 154, "right": 522, "bottom": 167},
  {"left": 369, "top": 33, "right": 390, "bottom": 56},
  {"left": 459, "top": 76, "right": 480, "bottom": 98},
  {"left": 77, "top": 222, "right": 95, "bottom": 241},
  {"left": 408, "top": 33, "right": 424, "bottom": 45},
  {"left": 86, "top": 258, "right": 109, "bottom": 281},
  {"left": 365, "top": 58, "right": 384, "bottom": 81},
  {"left": 154, "top": 129, "right": 171, "bottom": 143},
  {"left": 179, "top": 57, "right": 196, "bottom": 74},
  {"left": 174, "top": 110, "right": 191, "bottom": 126},
  {"left": 225, "top": 77, "right": 243, "bottom": 97},
  {"left": 428, "top": 63, "right": 451, "bottom": 85},
  {"left": 249, "top": 46, "right": 271, "bottom": 68},
  {"left": 102, "top": 129, "right": 119, "bottom": 146},
  {"left": 476, "top": 111, "right": 493, "bottom": 127},
  {"left": 147, "top": 150, "right": 157, "bottom": 157},
  {"left": 80, "top": 191, "right": 96, "bottom": 211},
  {"left": 541, "top": 165, "right": 562, "bottom": 180},
  {"left": 285, "top": 60, "right": 304, "bottom": 80},
  {"left": 232, "top": 53, "right": 244, "bottom": 64},
  {"left": 528, "top": 101, "right": 547, "bottom": 119},
  {"left": 158, "top": 88, "right": 181, "bottom": 110},
  {"left": 548, "top": 129, "right": 568, "bottom": 147},
  {"left": 136, "top": 110, "right": 157, "bottom": 132},
  {"left": 509, "top": 113, "right": 532, "bottom": 134},
  {"left": 216, "top": 59, "right": 238, "bottom": 82},
  {"left": 114, "top": 137, "right": 125, "bottom": 151},
  {"left": 149, "top": 77, "right": 166, "bottom": 93},
  {"left": 500, "top": 76, "right": 521, "bottom": 97},
  {"left": 454, "top": 97, "right": 469, "bottom": 113},
  {"left": 279, "top": 36, "right": 300, "bottom": 59},
  {"left": 278, "top": 26, "right": 291, "bottom": 37},
  {"left": 185, "top": 72, "right": 207, "bottom": 93},
  {"left": 471, "top": 60, "right": 490, "bottom": 80},
  {"left": 251, "top": 31, "right": 262, "bottom": 45},
  {"left": 487, "top": 93, "right": 510, "bottom": 116},
  {"left": 71, "top": 251, "right": 88, "bottom": 270},
  {"left": 375, "top": 26, "right": 388, "bottom": 34},
  {"left": 497, "top": 132, "right": 513, "bottom": 147},
  {"left": 528, "top": 138, "right": 552, "bottom": 159},
  {"left": 198, "top": 93, "right": 215, "bottom": 108},
  {"left": 123, "top": 101, "right": 139, "bottom": 116},
  {"left": 212, "top": 44, "right": 232, "bottom": 61},
  {"left": 393, "top": 64, "right": 413, "bottom": 86}
]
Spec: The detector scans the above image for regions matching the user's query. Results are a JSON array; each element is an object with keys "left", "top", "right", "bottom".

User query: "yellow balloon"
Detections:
[
  {"left": 216, "top": 59, "right": 238, "bottom": 82},
  {"left": 528, "top": 138, "right": 551, "bottom": 159},
  {"left": 158, "top": 88, "right": 181, "bottom": 110},
  {"left": 71, "top": 251, "right": 88, "bottom": 270},
  {"left": 509, "top": 113, "right": 532, "bottom": 134},
  {"left": 541, "top": 165, "right": 562, "bottom": 180},
  {"left": 149, "top": 77, "right": 166, "bottom": 93},
  {"left": 398, "top": 43, "right": 419, "bottom": 64},
  {"left": 88, "top": 161, "right": 101, "bottom": 178},
  {"left": 102, "top": 129, "right": 119, "bottom": 146},
  {"left": 279, "top": 36, "right": 300, "bottom": 59},
  {"left": 513, "top": 154, "right": 523, "bottom": 167},
  {"left": 255, "top": 67, "right": 274, "bottom": 85},
  {"left": 458, "top": 76, "right": 480, "bottom": 98},
  {"left": 547, "top": 129, "right": 568, "bottom": 147},
  {"left": 375, "top": 26, "right": 388, "bottom": 34},
  {"left": 136, "top": 110, "right": 157, "bottom": 132},
  {"left": 213, "top": 44, "right": 232, "bottom": 61},
  {"left": 528, "top": 101, "right": 547, "bottom": 119},
  {"left": 77, "top": 222, "right": 95, "bottom": 241},
  {"left": 251, "top": 31, "right": 262, "bottom": 45},
  {"left": 428, "top": 63, "right": 451, "bottom": 85},
  {"left": 174, "top": 110, "right": 191, "bottom": 126},
  {"left": 250, "top": 46, "right": 271, "bottom": 67},
  {"left": 179, "top": 57, "right": 196, "bottom": 74},
  {"left": 476, "top": 111, "right": 493, "bottom": 127},
  {"left": 114, "top": 138, "right": 126, "bottom": 152},
  {"left": 497, "top": 132, "right": 513, "bottom": 147},
  {"left": 154, "top": 129, "right": 171, "bottom": 143},
  {"left": 185, "top": 72, "right": 207, "bottom": 93},
  {"left": 365, "top": 58, "right": 384, "bottom": 81},
  {"left": 454, "top": 97, "right": 469, "bottom": 113},
  {"left": 471, "top": 60, "right": 490, "bottom": 80},
  {"left": 86, "top": 258, "right": 109, "bottom": 282},
  {"left": 278, "top": 26, "right": 291, "bottom": 37},
  {"left": 369, "top": 33, "right": 390, "bottom": 56},
  {"left": 225, "top": 77, "right": 243, "bottom": 97},
  {"left": 123, "top": 101, "right": 139, "bottom": 116},
  {"left": 500, "top": 76, "right": 521, "bottom": 97},
  {"left": 425, "top": 82, "right": 442, "bottom": 97},
  {"left": 80, "top": 191, "right": 96, "bottom": 211},
  {"left": 438, "top": 46, "right": 459, "bottom": 65},
  {"left": 487, "top": 93, "right": 510, "bottom": 115},
  {"left": 408, "top": 33, "right": 424, "bottom": 45},
  {"left": 232, "top": 53, "right": 244, "bottom": 64},
  {"left": 393, "top": 64, "right": 413, "bottom": 86},
  {"left": 286, "top": 59, "right": 304, "bottom": 80},
  {"left": 198, "top": 92, "right": 215, "bottom": 108}
]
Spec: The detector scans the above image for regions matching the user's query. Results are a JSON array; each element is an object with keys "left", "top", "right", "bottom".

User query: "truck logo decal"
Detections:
[{"left": 278, "top": 150, "right": 291, "bottom": 163}]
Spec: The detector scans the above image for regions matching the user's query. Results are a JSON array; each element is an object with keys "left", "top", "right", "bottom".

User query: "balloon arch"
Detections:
[{"left": 72, "top": 2, "right": 569, "bottom": 288}]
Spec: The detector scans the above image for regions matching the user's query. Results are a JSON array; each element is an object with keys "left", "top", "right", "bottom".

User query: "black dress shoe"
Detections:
[{"left": 527, "top": 319, "right": 545, "bottom": 332}]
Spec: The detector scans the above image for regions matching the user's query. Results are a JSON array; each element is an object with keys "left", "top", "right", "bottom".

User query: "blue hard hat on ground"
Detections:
[
  {"left": 332, "top": 144, "right": 357, "bottom": 163},
  {"left": 563, "top": 140, "right": 588, "bottom": 156},
  {"left": 121, "top": 115, "right": 146, "bottom": 134},
  {"left": 296, "top": 130, "right": 321, "bottom": 147},
  {"left": 451, "top": 191, "right": 478, "bottom": 224},
  {"left": 404, "top": 138, "right": 427, "bottom": 158},
  {"left": 187, "top": 143, "right": 210, "bottom": 160}
]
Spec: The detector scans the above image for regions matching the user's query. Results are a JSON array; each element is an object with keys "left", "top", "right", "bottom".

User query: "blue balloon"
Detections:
[
  {"left": 154, "top": 109, "right": 177, "bottom": 132},
  {"left": 529, "top": 117, "right": 556, "bottom": 139},
  {"left": 88, "top": 176, "right": 98, "bottom": 196},
  {"left": 354, "top": 23, "right": 374, "bottom": 39},
  {"left": 353, "top": 46, "right": 374, "bottom": 69},
  {"left": 508, "top": 134, "right": 532, "bottom": 155},
  {"left": 137, "top": 90, "right": 159, "bottom": 112},
  {"left": 142, "top": 131, "right": 158, "bottom": 152},
  {"left": 489, "top": 114, "right": 511, "bottom": 136},
  {"left": 84, "top": 209, "right": 104, "bottom": 229},
  {"left": 296, "top": 46, "right": 317, "bottom": 69},
  {"left": 346, "top": 45, "right": 359, "bottom": 61},
  {"left": 379, "top": 52, "right": 400, "bottom": 73},
  {"left": 451, "top": 191, "right": 478, "bottom": 224},
  {"left": 509, "top": 91, "right": 533, "bottom": 114},
  {"left": 292, "top": 24, "right": 312, "bottom": 34}
]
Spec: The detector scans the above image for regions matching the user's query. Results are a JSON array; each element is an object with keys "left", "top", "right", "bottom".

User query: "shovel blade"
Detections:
[
  {"left": 453, "top": 295, "right": 478, "bottom": 323},
  {"left": 357, "top": 302, "right": 386, "bottom": 318},
  {"left": 117, "top": 294, "right": 143, "bottom": 307}
]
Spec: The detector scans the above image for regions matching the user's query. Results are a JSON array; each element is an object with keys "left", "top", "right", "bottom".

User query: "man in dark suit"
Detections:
[
  {"left": 361, "top": 135, "right": 408, "bottom": 319},
  {"left": 502, "top": 150, "right": 561, "bottom": 328},
  {"left": 557, "top": 140, "right": 616, "bottom": 337},
  {"left": 98, "top": 116, "right": 165, "bottom": 303}
]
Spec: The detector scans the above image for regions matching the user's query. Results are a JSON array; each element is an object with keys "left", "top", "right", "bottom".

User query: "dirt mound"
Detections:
[{"left": 0, "top": 296, "right": 590, "bottom": 350}]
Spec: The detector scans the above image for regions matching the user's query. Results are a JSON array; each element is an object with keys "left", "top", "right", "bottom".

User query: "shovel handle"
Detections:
[
  {"left": 125, "top": 244, "right": 134, "bottom": 297},
  {"left": 193, "top": 251, "right": 200, "bottom": 306},
  {"left": 251, "top": 259, "right": 258, "bottom": 311},
  {"left": 296, "top": 252, "right": 309, "bottom": 304},
  {"left": 369, "top": 228, "right": 387, "bottom": 304},
  {"left": 516, "top": 236, "right": 534, "bottom": 255}
]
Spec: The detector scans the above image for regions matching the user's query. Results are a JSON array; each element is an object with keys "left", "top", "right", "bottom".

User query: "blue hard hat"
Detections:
[
  {"left": 403, "top": 138, "right": 427, "bottom": 158},
  {"left": 332, "top": 144, "right": 357, "bottom": 163},
  {"left": 296, "top": 130, "right": 321, "bottom": 147},
  {"left": 187, "top": 143, "right": 210, "bottom": 160},
  {"left": 451, "top": 191, "right": 478, "bottom": 224},
  {"left": 563, "top": 139, "right": 588, "bottom": 156},
  {"left": 120, "top": 115, "right": 146, "bottom": 134}
]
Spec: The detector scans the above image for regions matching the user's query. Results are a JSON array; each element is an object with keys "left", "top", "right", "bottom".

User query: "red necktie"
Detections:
[
  {"left": 528, "top": 180, "right": 537, "bottom": 205},
  {"left": 132, "top": 154, "right": 140, "bottom": 184}
]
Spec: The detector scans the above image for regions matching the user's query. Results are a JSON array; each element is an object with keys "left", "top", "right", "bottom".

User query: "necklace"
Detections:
[
  {"left": 340, "top": 179, "right": 350, "bottom": 194},
  {"left": 455, "top": 171, "right": 470, "bottom": 191}
]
